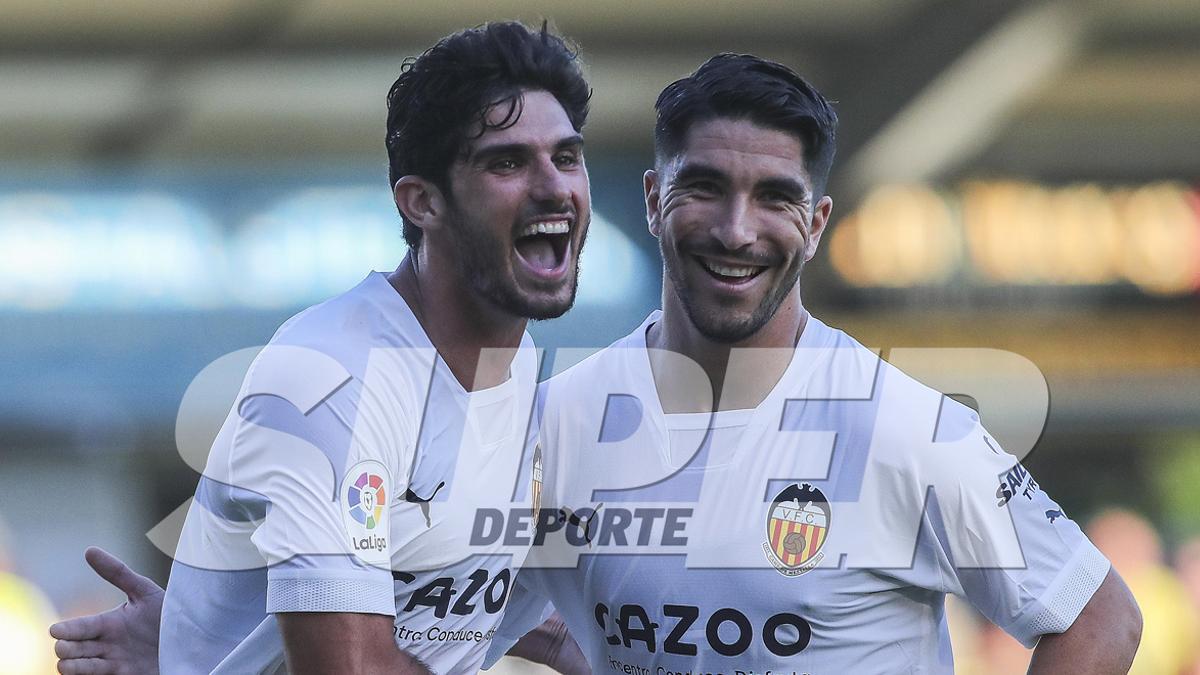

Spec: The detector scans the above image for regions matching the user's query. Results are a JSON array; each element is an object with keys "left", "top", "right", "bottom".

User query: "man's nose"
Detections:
[
  {"left": 530, "top": 156, "right": 572, "bottom": 206},
  {"left": 711, "top": 196, "right": 756, "bottom": 250}
]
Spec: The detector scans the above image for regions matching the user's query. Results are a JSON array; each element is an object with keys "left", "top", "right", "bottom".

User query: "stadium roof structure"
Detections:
[{"left": 1, "top": 0, "right": 1197, "bottom": 198}]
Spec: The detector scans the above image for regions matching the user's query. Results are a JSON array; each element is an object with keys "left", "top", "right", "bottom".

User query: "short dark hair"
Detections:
[
  {"left": 386, "top": 22, "right": 591, "bottom": 249},
  {"left": 654, "top": 54, "right": 838, "bottom": 197}
]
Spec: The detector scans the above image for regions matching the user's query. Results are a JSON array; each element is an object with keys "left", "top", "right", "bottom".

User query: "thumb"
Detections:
[{"left": 84, "top": 547, "right": 161, "bottom": 600}]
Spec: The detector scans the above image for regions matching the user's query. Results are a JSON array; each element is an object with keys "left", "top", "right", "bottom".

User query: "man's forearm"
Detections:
[
  {"left": 288, "top": 644, "right": 432, "bottom": 675},
  {"left": 507, "top": 612, "right": 590, "bottom": 675},
  {"left": 278, "top": 612, "right": 432, "bottom": 675},
  {"left": 1027, "top": 569, "right": 1141, "bottom": 674}
]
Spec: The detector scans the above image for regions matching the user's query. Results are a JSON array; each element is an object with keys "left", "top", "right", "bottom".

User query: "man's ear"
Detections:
[
  {"left": 644, "top": 169, "right": 662, "bottom": 238},
  {"left": 393, "top": 175, "right": 447, "bottom": 235},
  {"left": 804, "top": 195, "right": 834, "bottom": 261}
]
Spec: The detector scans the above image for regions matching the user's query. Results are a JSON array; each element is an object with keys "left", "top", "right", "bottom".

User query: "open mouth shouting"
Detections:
[{"left": 514, "top": 217, "right": 574, "bottom": 282}]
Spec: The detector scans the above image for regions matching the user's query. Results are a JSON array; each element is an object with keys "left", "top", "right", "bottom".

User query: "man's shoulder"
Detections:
[
  {"left": 270, "top": 275, "right": 416, "bottom": 354},
  {"left": 543, "top": 326, "right": 643, "bottom": 393},
  {"left": 241, "top": 276, "right": 431, "bottom": 413},
  {"left": 800, "top": 320, "right": 986, "bottom": 464}
]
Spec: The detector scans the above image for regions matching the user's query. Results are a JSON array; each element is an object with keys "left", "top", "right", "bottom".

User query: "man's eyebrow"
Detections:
[
  {"left": 672, "top": 162, "right": 729, "bottom": 184},
  {"left": 555, "top": 134, "right": 584, "bottom": 150},
  {"left": 469, "top": 142, "right": 531, "bottom": 163},
  {"left": 673, "top": 162, "right": 812, "bottom": 201},
  {"left": 469, "top": 134, "right": 584, "bottom": 164},
  {"left": 757, "top": 176, "right": 811, "bottom": 201}
]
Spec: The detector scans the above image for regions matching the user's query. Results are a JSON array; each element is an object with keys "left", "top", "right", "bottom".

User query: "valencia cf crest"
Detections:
[
  {"left": 763, "top": 483, "right": 831, "bottom": 577},
  {"left": 530, "top": 442, "right": 543, "bottom": 518}
]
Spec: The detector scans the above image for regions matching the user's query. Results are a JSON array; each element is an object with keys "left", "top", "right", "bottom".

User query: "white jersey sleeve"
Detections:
[
  {"left": 916, "top": 400, "right": 1110, "bottom": 647},
  {"left": 164, "top": 272, "right": 526, "bottom": 674},
  {"left": 217, "top": 343, "right": 412, "bottom": 616}
]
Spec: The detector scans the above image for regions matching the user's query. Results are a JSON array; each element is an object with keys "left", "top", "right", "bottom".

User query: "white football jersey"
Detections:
[
  {"left": 160, "top": 272, "right": 539, "bottom": 674},
  {"left": 490, "top": 311, "right": 1109, "bottom": 674}
]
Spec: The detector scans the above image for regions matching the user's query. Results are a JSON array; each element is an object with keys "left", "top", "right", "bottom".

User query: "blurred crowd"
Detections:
[
  {"left": 953, "top": 508, "right": 1200, "bottom": 675},
  {"left": 0, "top": 520, "right": 56, "bottom": 674},
  {"left": 4, "top": 509, "right": 1198, "bottom": 674}
]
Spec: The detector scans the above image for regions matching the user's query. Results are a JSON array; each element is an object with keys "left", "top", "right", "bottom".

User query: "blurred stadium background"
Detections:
[{"left": 1, "top": 0, "right": 1198, "bottom": 672}]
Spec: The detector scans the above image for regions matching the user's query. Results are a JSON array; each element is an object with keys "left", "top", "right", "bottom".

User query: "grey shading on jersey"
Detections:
[
  {"left": 408, "top": 363, "right": 468, "bottom": 503},
  {"left": 764, "top": 357, "right": 886, "bottom": 504},
  {"left": 597, "top": 393, "right": 644, "bottom": 444},
  {"left": 196, "top": 474, "right": 271, "bottom": 523},
  {"left": 237, "top": 389, "right": 356, "bottom": 499}
]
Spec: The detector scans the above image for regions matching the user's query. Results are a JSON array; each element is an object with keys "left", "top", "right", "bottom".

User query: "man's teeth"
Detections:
[
  {"left": 519, "top": 220, "right": 570, "bottom": 237},
  {"left": 701, "top": 259, "right": 760, "bottom": 278}
]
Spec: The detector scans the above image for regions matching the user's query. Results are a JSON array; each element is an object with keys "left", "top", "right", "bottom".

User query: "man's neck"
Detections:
[
  {"left": 648, "top": 292, "right": 808, "bottom": 414},
  {"left": 387, "top": 253, "right": 527, "bottom": 391}
]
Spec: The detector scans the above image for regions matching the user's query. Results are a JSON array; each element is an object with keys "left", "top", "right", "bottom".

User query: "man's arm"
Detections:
[
  {"left": 276, "top": 613, "right": 431, "bottom": 675},
  {"left": 505, "top": 612, "right": 590, "bottom": 675},
  {"left": 1027, "top": 568, "right": 1142, "bottom": 674}
]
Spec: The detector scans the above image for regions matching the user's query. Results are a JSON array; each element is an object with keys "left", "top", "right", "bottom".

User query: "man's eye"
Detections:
[
  {"left": 490, "top": 158, "right": 520, "bottom": 171},
  {"left": 554, "top": 153, "right": 580, "bottom": 167},
  {"left": 690, "top": 181, "right": 719, "bottom": 194}
]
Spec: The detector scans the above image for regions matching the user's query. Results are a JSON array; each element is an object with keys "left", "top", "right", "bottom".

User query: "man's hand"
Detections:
[{"left": 49, "top": 547, "right": 164, "bottom": 675}]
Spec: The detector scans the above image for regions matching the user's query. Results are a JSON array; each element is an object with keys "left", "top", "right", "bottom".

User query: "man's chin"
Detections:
[
  {"left": 693, "top": 321, "right": 761, "bottom": 344},
  {"left": 503, "top": 283, "right": 578, "bottom": 321},
  {"left": 521, "top": 290, "right": 576, "bottom": 320},
  {"left": 685, "top": 305, "right": 768, "bottom": 344},
  {"left": 523, "top": 303, "right": 573, "bottom": 321}
]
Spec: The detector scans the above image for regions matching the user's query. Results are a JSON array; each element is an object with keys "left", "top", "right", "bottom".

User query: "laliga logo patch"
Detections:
[
  {"left": 349, "top": 470, "right": 387, "bottom": 529},
  {"left": 342, "top": 460, "right": 390, "bottom": 565},
  {"left": 763, "top": 483, "right": 830, "bottom": 577}
]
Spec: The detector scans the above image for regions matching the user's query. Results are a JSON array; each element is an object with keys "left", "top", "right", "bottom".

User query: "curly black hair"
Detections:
[{"left": 386, "top": 22, "right": 591, "bottom": 249}]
